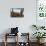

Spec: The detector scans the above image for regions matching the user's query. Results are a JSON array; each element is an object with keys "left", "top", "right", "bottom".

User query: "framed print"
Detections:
[{"left": 10, "top": 8, "right": 24, "bottom": 17}]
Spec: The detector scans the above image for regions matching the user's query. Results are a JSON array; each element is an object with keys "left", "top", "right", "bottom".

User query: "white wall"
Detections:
[{"left": 0, "top": 0, "right": 36, "bottom": 42}]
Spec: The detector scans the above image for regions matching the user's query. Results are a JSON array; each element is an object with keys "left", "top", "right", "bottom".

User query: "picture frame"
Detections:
[{"left": 10, "top": 8, "right": 24, "bottom": 17}]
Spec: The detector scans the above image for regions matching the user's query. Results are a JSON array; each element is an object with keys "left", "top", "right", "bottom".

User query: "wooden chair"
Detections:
[
  {"left": 18, "top": 33, "right": 30, "bottom": 46},
  {"left": 4, "top": 33, "right": 18, "bottom": 46}
]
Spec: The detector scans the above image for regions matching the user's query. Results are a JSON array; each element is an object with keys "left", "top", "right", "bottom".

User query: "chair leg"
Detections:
[
  {"left": 4, "top": 40, "right": 7, "bottom": 46},
  {"left": 4, "top": 33, "right": 7, "bottom": 46}
]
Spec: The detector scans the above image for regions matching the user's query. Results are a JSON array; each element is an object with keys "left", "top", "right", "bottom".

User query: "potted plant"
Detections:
[{"left": 33, "top": 32, "right": 46, "bottom": 43}]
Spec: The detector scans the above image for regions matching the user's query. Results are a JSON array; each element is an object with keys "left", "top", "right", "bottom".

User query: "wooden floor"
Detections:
[{"left": 0, "top": 42, "right": 46, "bottom": 46}]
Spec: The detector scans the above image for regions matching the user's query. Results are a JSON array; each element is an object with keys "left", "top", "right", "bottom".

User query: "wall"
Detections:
[{"left": 0, "top": 0, "right": 36, "bottom": 42}]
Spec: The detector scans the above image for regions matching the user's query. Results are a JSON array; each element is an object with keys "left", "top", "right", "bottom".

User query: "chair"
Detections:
[
  {"left": 18, "top": 33, "right": 30, "bottom": 46},
  {"left": 4, "top": 33, "right": 18, "bottom": 46},
  {"left": 4, "top": 27, "right": 19, "bottom": 46}
]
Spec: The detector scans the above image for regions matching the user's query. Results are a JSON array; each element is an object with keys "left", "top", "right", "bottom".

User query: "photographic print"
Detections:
[{"left": 10, "top": 8, "right": 24, "bottom": 17}]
